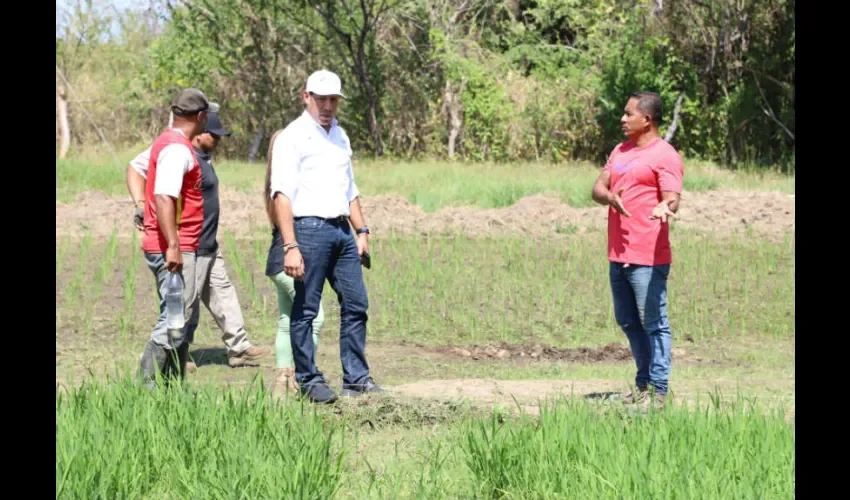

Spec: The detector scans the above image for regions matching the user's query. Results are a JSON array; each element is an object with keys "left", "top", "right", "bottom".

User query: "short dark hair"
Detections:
[{"left": 630, "top": 91, "right": 662, "bottom": 126}]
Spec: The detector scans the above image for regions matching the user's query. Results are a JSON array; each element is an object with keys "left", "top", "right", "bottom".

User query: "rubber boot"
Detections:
[
  {"left": 175, "top": 342, "right": 190, "bottom": 380},
  {"left": 139, "top": 341, "right": 168, "bottom": 389}
]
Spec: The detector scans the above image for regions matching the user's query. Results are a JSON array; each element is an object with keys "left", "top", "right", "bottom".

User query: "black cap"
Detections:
[
  {"left": 204, "top": 112, "right": 231, "bottom": 136},
  {"left": 171, "top": 88, "right": 220, "bottom": 115}
]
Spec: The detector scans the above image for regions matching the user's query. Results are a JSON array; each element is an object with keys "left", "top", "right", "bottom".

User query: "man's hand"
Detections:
[
  {"left": 607, "top": 189, "right": 631, "bottom": 217},
  {"left": 650, "top": 199, "right": 676, "bottom": 223},
  {"left": 134, "top": 205, "right": 144, "bottom": 231},
  {"left": 165, "top": 246, "right": 183, "bottom": 273},
  {"left": 284, "top": 247, "right": 305, "bottom": 280},
  {"left": 356, "top": 233, "right": 369, "bottom": 258}
]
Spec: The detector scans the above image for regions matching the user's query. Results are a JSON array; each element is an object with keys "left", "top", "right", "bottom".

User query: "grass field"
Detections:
[
  {"left": 56, "top": 150, "right": 795, "bottom": 207},
  {"left": 56, "top": 155, "right": 795, "bottom": 498}
]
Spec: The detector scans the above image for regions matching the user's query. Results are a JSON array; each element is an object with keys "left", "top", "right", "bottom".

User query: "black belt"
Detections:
[{"left": 295, "top": 215, "right": 347, "bottom": 224}]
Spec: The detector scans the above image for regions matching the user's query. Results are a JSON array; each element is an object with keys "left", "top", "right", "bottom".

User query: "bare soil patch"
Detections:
[
  {"left": 56, "top": 188, "right": 794, "bottom": 240},
  {"left": 407, "top": 340, "right": 633, "bottom": 362},
  {"left": 402, "top": 340, "right": 707, "bottom": 365}
]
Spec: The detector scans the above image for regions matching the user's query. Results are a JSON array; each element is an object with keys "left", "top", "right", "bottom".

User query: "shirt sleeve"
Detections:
[
  {"left": 602, "top": 146, "right": 619, "bottom": 174},
  {"left": 655, "top": 152, "right": 684, "bottom": 193},
  {"left": 269, "top": 130, "right": 300, "bottom": 201},
  {"left": 129, "top": 146, "right": 152, "bottom": 179},
  {"left": 153, "top": 144, "right": 194, "bottom": 198},
  {"left": 347, "top": 160, "right": 360, "bottom": 202}
]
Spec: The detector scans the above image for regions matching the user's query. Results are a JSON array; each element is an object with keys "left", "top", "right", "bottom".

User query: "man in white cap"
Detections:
[{"left": 266, "top": 69, "right": 382, "bottom": 404}]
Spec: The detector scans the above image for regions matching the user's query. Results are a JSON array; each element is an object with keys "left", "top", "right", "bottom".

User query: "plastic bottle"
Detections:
[{"left": 165, "top": 272, "right": 185, "bottom": 330}]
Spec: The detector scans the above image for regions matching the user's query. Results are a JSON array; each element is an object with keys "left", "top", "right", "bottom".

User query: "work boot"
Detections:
[
  {"left": 622, "top": 386, "right": 649, "bottom": 405},
  {"left": 300, "top": 383, "right": 338, "bottom": 404},
  {"left": 340, "top": 377, "right": 385, "bottom": 398},
  {"left": 639, "top": 392, "right": 667, "bottom": 411},
  {"left": 228, "top": 345, "right": 272, "bottom": 367},
  {"left": 139, "top": 341, "right": 168, "bottom": 388},
  {"left": 273, "top": 368, "right": 300, "bottom": 397}
]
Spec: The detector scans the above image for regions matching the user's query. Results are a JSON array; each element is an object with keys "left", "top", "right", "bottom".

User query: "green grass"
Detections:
[
  {"left": 55, "top": 228, "right": 795, "bottom": 350},
  {"left": 56, "top": 154, "right": 795, "bottom": 208},
  {"left": 56, "top": 377, "right": 349, "bottom": 500},
  {"left": 56, "top": 378, "right": 794, "bottom": 499},
  {"left": 56, "top": 150, "right": 794, "bottom": 499},
  {"left": 462, "top": 394, "right": 794, "bottom": 499},
  {"left": 358, "top": 229, "right": 794, "bottom": 345},
  {"left": 119, "top": 230, "right": 140, "bottom": 342}
]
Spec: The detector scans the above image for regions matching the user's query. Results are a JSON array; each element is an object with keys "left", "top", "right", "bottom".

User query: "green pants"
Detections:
[{"left": 270, "top": 271, "right": 324, "bottom": 369}]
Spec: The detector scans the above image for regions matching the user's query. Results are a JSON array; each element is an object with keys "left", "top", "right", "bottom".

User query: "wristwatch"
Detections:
[{"left": 356, "top": 226, "right": 370, "bottom": 235}]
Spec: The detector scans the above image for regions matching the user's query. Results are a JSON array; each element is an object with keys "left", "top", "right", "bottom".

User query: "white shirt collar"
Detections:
[
  {"left": 300, "top": 110, "right": 338, "bottom": 133},
  {"left": 167, "top": 127, "right": 189, "bottom": 139}
]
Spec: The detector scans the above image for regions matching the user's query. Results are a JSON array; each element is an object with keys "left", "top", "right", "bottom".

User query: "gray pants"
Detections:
[
  {"left": 194, "top": 249, "right": 252, "bottom": 355},
  {"left": 145, "top": 249, "right": 252, "bottom": 355},
  {"left": 145, "top": 251, "right": 210, "bottom": 350}
]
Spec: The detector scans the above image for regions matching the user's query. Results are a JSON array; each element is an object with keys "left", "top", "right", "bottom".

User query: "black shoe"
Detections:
[
  {"left": 340, "top": 377, "right": 384, "bottom": 398},
  {"left": 301, "top": 383, "right": 338, "bottom": 404}
]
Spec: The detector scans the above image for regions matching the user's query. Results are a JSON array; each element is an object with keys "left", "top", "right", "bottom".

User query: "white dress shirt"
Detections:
[
  {"left": 128, "top": 130, "right": 195, "bottom": 198},
  {"left": 269, "top": 111, "right": 360, "bottom": 218}
]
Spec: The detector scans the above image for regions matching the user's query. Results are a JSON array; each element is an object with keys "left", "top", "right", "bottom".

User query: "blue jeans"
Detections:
[
  {"left": 609, "top": 262, "right": 672, "bottom": 395},
  {"left": 290, "top": 217, "right": 371, "bottom": 388}
]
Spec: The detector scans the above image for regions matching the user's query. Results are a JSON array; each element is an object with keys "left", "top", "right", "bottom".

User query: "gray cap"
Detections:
[{"left": 171, "top": 88, "right": 220, "bottom": 115}]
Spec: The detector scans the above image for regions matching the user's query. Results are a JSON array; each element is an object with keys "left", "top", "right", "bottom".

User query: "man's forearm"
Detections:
[
  {"left": 155, "top": 195, "right": 180, "bottom": 248},
  {"left": 661, "top": 192, "right": 680, "bottom": 213},
  {"left": 348, "top": 197, "right": 367, "bottom": 230},
  {"left": 592, "top": 186, "right": 611, "bottom": 205},
  {"left": 273, "top": 195, "right": 297, "bottom": 245},
  {"left": 591, "top": 170, "right": 613, "bottom": 206},
  {"left": 127, "top": 166, "right": 146, "bottom": 206}
]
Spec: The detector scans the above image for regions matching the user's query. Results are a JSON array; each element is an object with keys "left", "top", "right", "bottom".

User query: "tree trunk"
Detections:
[
  {"left": 56, "top": 80, "right": 71, "bottom": 159},
  {"left": 445, "top": 77, "right": 467, "bottom": 160},
  {"left": 248, "top": 122, "right": 265, "bottom": 163},
  {"left": 355, "top": 58, "right": 384, "bottom": 156},
  {"left": 664, "top": 92, "right": 685, "bottom": 142}
]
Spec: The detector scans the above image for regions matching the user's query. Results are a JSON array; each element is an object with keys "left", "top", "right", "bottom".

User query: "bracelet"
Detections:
[{"left": 283, "top": 242, "right": 299, "bottom": 252}]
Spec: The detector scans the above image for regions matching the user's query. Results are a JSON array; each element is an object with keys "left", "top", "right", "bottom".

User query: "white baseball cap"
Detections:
[{"left": 305, "top": 70, "right": 346, "bottom": 98}]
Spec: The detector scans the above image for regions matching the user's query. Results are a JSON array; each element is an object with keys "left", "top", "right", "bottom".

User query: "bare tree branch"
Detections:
[
  {"left": 752, "top": 74, "right": 794, "bottom": 141},
  {"left": 664, "top": 91, "right": 685, "bottom": 142}
]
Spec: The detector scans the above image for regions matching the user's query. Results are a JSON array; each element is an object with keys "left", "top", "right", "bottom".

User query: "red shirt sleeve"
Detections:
[
  {"left": 602, "top": 148, "right": 617, "bottom": 174},
  {"left": 655, "top": 152, "right": 684, "bottom": 193}
]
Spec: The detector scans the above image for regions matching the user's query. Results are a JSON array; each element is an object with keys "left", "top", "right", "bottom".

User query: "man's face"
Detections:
[
  {"left": 303, "top": 91, "right": 340, "bottom": 127},
  {"left": 620, "top": 98, "right": 650, "bottom": 140},
  {"left": 197, "top": 132, "right": 220, "bottom": 152}
]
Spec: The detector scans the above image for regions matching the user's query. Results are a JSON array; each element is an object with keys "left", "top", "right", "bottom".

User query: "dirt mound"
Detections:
[
  {"left": 367, "top": 190, "right": 794, "bottom": 239},
  {"left": 672, "top": 190, "right": 794, "bottom": 237},
  {"left": 417, "top": 341, "right": 634, "bottom": 362},
  {"left": 56, "top": 187, "right": 794, "bottom": 240},
  {"left": 404, "top": 341, "right": 707, "bottom": 365}
]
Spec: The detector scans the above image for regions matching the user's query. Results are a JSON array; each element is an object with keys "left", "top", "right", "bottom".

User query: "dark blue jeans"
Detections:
[
  {"left": 609, "top": 262, "right": 672, "bottom": 395},
  {"left": 291, "top": 217, "right": 371, "bottom": 388}
]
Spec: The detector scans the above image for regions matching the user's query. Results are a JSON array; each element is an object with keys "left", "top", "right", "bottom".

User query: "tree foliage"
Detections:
[{"left": 56, "top": 0, "right": 795, "bottom": 170}]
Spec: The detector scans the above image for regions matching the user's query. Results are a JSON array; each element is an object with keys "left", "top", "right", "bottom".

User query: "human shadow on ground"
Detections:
[{"left": 189, "top": 347, "right": 229, "bottom": 367}]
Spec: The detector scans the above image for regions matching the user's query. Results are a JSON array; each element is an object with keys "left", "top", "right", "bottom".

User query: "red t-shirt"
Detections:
[
  {"left": 142, "top": 129, "right": 204, "bottom": 254},
  {"left": 602, "top": 137, "right": 684, "bottom": 266}
]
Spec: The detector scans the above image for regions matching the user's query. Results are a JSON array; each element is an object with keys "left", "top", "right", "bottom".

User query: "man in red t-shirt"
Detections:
[
  {"left": 591, "top": 91, "right": 684, "bottom": 409},
  {"left": 138, "top": 88, "right": 216, "bottom": 387}
]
